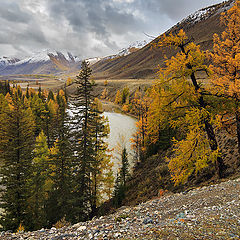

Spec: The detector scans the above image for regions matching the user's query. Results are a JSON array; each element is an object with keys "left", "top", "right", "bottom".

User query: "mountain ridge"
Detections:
[
  {"left": 86, "top": 40, "right": 149, "bottom": 66},
  {"left": 0, "top": 50, "right": 81, "bottom": 76},
  {"left": 91, "top": 0, "right": 234, "bottom": 80}
]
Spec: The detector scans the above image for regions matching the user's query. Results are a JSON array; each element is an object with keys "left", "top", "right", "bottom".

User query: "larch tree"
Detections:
[
  {"left": 146, "top": 75, "right": 187, "bottom": 153},
  {"left": 131, "top": 89, "right": 150, "bottom": 161},
  {"left": 167, "top": 108, "right": 219, "bottom": 185},
  {"left": 100, "top": 155, "right": 114, "bottom": 201},
  {"left": 156, "top": 30, "right": 224, "bottom": 180},
  {"left": 101, "top": 88, "right": 109, "bottom": 99},
  {"left": 209, "top": 0, "right": 240, "bottom": 166},
  {"left": 115, "top": 90, "right": 121, "bottom": 104}
]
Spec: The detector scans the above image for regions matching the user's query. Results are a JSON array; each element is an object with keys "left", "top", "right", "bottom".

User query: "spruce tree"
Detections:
[
  {"left": 71, "top": 62, "right": 113, "bottom": 221},
  {"left": 71, "top": 61, "right": 96, "bottom": 222},
  {"left": 113, "top": 172, "right": 125, "bottom": 208},
  {"left": 0, "top": 91, "right": 35, "bottom": 231},
  {"left": 113, "top": 147, "right": 129, "bottom": 207},
  {"left": 46, "top": 97, "right": 73, "bottom": 226},
  {"left": 90, "top": 98, "right": 111, "bottom": 217},
  {"left": 47, "top": 90, "right": 54, "bottom": 101},
  {"left": 28, "top": 131, "right": 49, "bottom": 230},
  {"left": 120, "top": 147, "right": 129, "bottom": 187},
  {"left": 26, "top": 85, "right": 30, "bottom": 99}
]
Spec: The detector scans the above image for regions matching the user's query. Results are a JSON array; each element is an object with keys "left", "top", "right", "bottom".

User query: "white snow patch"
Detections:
[
  {"left": 0, "top": 56, "right": 20, "bottom": 66},
  {"left": 15, "top": 49, "right": 81, "bottom": 65}
]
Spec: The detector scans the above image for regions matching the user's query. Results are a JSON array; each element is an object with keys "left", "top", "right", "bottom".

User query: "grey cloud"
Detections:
[
  {"left": 0, "top": 0, "right": 48, "bottom": 56},
  {"left": 0, "top": 0, "right": 224, "bottom": 58},
  {"left": 0, "top": 0, "right": 31, "bottom": 23},
  {"left": 47, "top": 0, "right": 142, "bottom": 50},
  {"left": 133, "top": 0, "right": 224, "bottom": 22},
  {"left": 158, "top": 0, "right": 223, "bottom": 21}
]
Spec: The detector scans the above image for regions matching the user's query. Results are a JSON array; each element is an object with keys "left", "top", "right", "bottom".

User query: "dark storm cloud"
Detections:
[
  {"left": 0, "top": 1, "right": 31, "bottom": 23},
  {"left": 47, "top": 0, "right": 141, "bottom": 50},
  {"left": 0, "top": 0, "right": 224, "bottom": 58}
]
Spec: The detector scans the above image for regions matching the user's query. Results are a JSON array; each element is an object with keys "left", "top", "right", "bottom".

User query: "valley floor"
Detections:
[{"left": 2, "top": 178, "right": 240, "bottom": 239}]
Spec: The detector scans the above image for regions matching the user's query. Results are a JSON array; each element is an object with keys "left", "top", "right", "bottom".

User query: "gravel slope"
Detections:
[{"left": 1, "top": 178, "right": 240, "bottom": 239}]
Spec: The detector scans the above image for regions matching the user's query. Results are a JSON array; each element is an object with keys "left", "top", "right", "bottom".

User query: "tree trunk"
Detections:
[
  {"left": 180, "top": 46, "right": 224, "bottom": 177},
  {"left": 204, "top": 118, "right": 224, "bottom": 178},
  {"left": 189, "top": 71, "right": 225, "bottom": 178}
]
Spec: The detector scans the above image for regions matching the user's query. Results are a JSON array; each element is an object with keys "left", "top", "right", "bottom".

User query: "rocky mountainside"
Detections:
[
  {"left": 0, "top": 50, "right": 81, "bottom": 75},
  {"left": 91, "top": 0, "right": 234, "bottom": 80},
  {"left": 2, "top": 178, "right": 240, "bottom": 239},
  {"left": 0, "top": 57, "right": 20, "bottom": 67}
]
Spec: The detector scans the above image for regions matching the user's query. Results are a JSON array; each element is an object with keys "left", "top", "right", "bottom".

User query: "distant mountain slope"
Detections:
[
  {"left": 91, "top": 0, "right": 234, "bottom": 80},
  {"left": 86, "top": 40, "right": 149, "bottom": 66},
  {"left": 0, "top": 50, "right": 81, "bottom": 75}
]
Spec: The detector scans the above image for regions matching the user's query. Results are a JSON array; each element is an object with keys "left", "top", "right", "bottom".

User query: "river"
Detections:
[
  {"left": 103, "top": 112, "right": 137, "bottom": 173},
  {"left": 68, "top": 104, "right": 137, "bottom": 174}
]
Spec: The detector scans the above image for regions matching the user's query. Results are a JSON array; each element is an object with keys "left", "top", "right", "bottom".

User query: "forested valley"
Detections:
[{"left": 1, "top": 0, "right": 240, "bottom": 235}]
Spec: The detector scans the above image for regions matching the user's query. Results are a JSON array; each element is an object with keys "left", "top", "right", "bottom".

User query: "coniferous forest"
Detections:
[{"left": 0, "top": 62, "right": 115, "bottom": 231}]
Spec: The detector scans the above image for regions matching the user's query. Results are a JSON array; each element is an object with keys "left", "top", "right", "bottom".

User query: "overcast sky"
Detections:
[{"left": 0, "top": 0, "right": 223, "bottom": 59}]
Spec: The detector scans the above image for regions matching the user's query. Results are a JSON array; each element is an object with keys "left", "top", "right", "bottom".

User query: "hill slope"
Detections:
[
  {"left": 91, "top": 0, "right": 234, "bottom": 80},
  {"left": 2, "top": 178, "right": 240, "bottom": 239}
]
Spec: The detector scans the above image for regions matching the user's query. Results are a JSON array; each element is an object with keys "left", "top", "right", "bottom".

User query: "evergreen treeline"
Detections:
[
  {"left": 0, "top": 61, "right": 114, "bottom": 231},
  {"left": 0, "top": 81, "right": 10, "bottom": 95}
]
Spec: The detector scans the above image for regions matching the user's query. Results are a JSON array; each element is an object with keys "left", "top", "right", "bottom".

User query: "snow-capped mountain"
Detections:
[
  {"left": 87, "top": 40, "right": 149, "bottom": 65},
  {"left": 15, "top": 50, "right": 80, "bottom": 65},
  {"left": 91, "top": 0, "right": 236, "bottom": 80},
  {"left": 0, "top": 50, "right": 81, "bottom": 75},
  {"left": 86, "top": 57, "right": 102, "bottom": 65},
  {"left": 0, "top": 57, "right": 20, "bottom": 67},
  {"left": 116, "top": 40, "right": 148, "bottom": 57},
  {"left": 168, "top": 0, "right": 234, "bottom": 33}
]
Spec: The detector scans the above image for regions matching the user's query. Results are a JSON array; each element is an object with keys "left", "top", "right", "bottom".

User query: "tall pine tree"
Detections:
[
  {"left": 46, "top": 95, "right": 74, "bottom": 226},
  {"left": 0, "top": 91, "right": 35, "bottom": 231},
  {"left": 28, "top": 131, "right": 49, "bottom": 230},
  {"left": 71, "top": 61, "right": 96, "bottom": 222}
]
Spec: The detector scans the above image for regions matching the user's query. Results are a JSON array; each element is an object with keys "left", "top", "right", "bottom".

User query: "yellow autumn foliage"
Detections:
[{"left": 168, "top": 108, "right": 219, "bottom": 185}]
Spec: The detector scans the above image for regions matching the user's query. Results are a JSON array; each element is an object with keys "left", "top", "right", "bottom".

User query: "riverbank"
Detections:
[
  {"left": 2, "top": 177, "right": 240, "bottom": 239},
  {"left": 101, "top": 100, "right": 122, "bottom": 113},
  {"left": 101, "top": 100, "right": 138, "bottom": 120}
]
